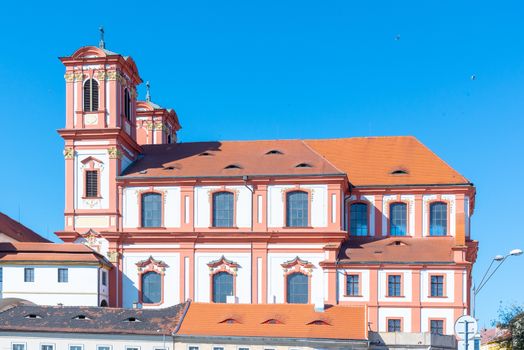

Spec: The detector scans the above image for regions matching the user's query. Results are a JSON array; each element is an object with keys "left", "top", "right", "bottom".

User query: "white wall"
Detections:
[
  {"left": 122, "top": 252, "right": 181, "bottom": 308},
  {"left": 378, "top": 307, "right": 413, "bottom": 332},
  {"left": 0, "top": 332, "right": 170, "bottom": 350},
  {"left": 122, "top": 186, "right": 181, "bottom": 228},
  {"left": 266, "top": 252, "right": 325, "bottom": 305},
  {"left": 1, "top": 265, "right": 101, "bottom": 306},
  {"left": 378, "top": 270, "right": 412, "bottom": 302},
  {"left": 420, "top": 308, "right": 456, "bottom": 335},
  {"left": 420, "top": 270, "right": 454, "bottom": 303},
  {"left": 194, "top": 186, "right": 252, "bottom": 228},
  {"left": 337, "top": 269, "right": 370, "bottom": 302},
  {"left": 267, "top": 185, "right": 328, "bottom": 228},
  {"left": 193, "top": 251, "right": 252, "bottom": 303},
  {"left": 75, "top": 150, "right": 110, "bottom": 210}
]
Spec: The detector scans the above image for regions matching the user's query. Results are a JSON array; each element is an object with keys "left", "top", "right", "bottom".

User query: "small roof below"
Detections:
[
  {"left": 176, "top": 303, "right": 367, "bottom": 340},
  {"left": 0, "top": 302, "right": 187, "bottom": 336},
  {"left": 0, "top": 212, "right": 49, "bottom": 243},
  {"left": 338, "top": 236, "right": 457, "bottom": 264},
  {"left": 0, "top": 242, "right": 111, "bottom": 267},
  {"left": 121, "top": 140, "right": 344, "bottom": 179}
]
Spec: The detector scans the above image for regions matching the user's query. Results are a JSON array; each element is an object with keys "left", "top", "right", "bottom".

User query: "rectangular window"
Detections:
[
  {"left": 24, "top": 268, "right": 34, "bottom": 282},
  {"left": 0, "top": 267, "right": 3, "bottom": 282},
  {"left": 213, "top": 348, "right": 224, "bottom": 350},
  {"left": 388, "top": 274, "right": 401, "bottom": 297},
  {"left": 387, "top": 319, "right": 402, "bottom": 332},
  {"left": 430, "top": 319, "right": 444, "bottom": 334},
  {"left": 69, "top": 346, "right": 83, "bottom": 350},
  {"left": 85, "top": 170, "right": 98, "bottom": 198},
  {"left": 346, "top": 274, "right": 360, "bottom": 296},
  {"left": 430, "top": 275, "right": 444, "bottom": 297},
  {"left": 12, "top": 345, "right": 26, "bottom": 350},
  {"left": 125, "top": 347, "right": 139, "bottom": 350},
  {"left": 102, "top": 270, "right": 107, "bottom": 286},
  {"left": 238, "top": 348, "right": 250, "bottom": 350},
  {"left": 390, "top": 203, "right": 407, "bottom": 236},
  {"left": 350, "top": 203, "right": 368, "bottom": 235},
  {"left": 58, "top": 268, "right": 68, "bottom": 283},
  {"left": 41, "top": 346, "right": 54, "bottom": 350},
  {"left": 97, "top": 347, "right": 111, "bottom": 350},
  {"left": 188, "top": 347, "right": 199, "bottom": 350}
]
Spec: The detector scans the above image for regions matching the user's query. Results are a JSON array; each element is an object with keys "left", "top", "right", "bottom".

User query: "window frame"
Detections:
[
  {"left": 389, "top": 201, "right": 408, "bottom": 236},
  {"left": 140, "top": 270, "right": 163, "bottom": 305},
  {"left": 84, "top": 169, "right": 100, "bottom": 198},
  {"left": 24, "top": 267, "right": 35, "bottom": 283},
  {"left": 429, "top": 274, "right": 446, "bottom": 298},
  {"left": 349, "top": 201, "right": 369, "bottom": 236},
  {"left": 96, "top": 346, "right": 112, "bottom": 350},
  {"left": 40, "top": 345, "right": 55, "bottom": 350},
  {"left": 12, "top": 343, "right": 26, "bottom": 350},
  {"left": 69, "top": 345, "right": 84, "bottom": 350},
  {"left": 345, "top": 273, "right": 362, "bottom": 297},
  {"left": 83, "top": 78, "right": 99, "bottom": 112},
  {"left": 139, "top": 191, "right": 164, "bottom": 228},
  {"left": 211, "top": 270, "right": 235, "bottom": 303},
  {"left": 58, "top": 268, "right": 69, "bottom": 283},
  {"left": 386, "top": 318, "right": 403, "bottom": 332},
  {"left": 285, "top": 271, "right": 310, "bottom": 304},
  {"left": 428, "top": 201, "right": 449, "bottom": 236},
  {"left": 101, "top": 270, "right": 107, "bottom": 286},
  {"left": 124, "top": 88, "right": 131, "bottom": 122},
  {"left": 284, "top": 189, "right": 311, "bottom": 228},
  {"left": 386, "top": 273, "right": 403, "bottom": 297},
  {"left": 210, "top": 190, "right": 236, "bottom": 228},
  {"left": 429, "top": 319, "right": 445, "bottom": 335}
]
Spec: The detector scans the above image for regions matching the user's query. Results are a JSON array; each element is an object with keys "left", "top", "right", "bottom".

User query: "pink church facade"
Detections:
[{"left": 56, "top": 42, "right": 478, "bottom": 335}]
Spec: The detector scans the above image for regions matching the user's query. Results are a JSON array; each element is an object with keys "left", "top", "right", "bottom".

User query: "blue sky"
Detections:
[{"left": 0, "top": 0, "right": 522, "bottom": 326}]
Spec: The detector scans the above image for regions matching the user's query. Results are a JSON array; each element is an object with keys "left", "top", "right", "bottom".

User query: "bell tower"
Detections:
[{"left": 56, "top": 29, "right": 143, "bottom": 239}]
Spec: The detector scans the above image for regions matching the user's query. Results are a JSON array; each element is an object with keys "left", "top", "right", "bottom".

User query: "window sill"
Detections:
[
  {"left": 281, "top": 226, "right": 314, "bottom": 229},
  {"left": 209, "top": 226, "right": 239, "bottom": 229},
  {"left": 428, "top": 295, "right": 447, "bottom": 298},
  {"left": 344, "top": 294, "right": 363, "bottom": 297},
  {"left": 386, "top": 295, "right": 405, "bottom": 298},
  {"left": 82, "top": 196, "right": 102, "bottom": 199},
  {"left": 137, "top": 227, "right": 167, "bottom": 230}
]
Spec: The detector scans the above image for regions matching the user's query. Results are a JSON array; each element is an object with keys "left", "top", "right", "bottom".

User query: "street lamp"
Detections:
[{"left": 472, "top": 248, "right": 522, "bottom": 318}]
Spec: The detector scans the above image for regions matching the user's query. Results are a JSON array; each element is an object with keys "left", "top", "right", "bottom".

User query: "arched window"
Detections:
[
  {"left": 212, "top": 192, "right": 234, "bottom": 227},
  {"left": 286, "top": 191, "right": 308, "bottom": 227},
  {"left": 141, "top": 271, "right": 161, "bottom": 304},
  {"left": 390, "top": 203, "right": 407, "bottom": 236},
  {"left": 212, "top": 271, "right": 233, "bottom": 303},
  {"left": 141, "top": 193, "right": 162, "bottom": 228},
  {"left": 124, "top": 89, "right": 131, "bottom": 121},
  {"left": 350, "top": 203, "right": 368, "bottom": 236},
  {"left": 430, "top": 202, "right": 447, "bottom": 236},
  {"left": 83, "top": 79, "right": 99, "bottom": 112},
  {"left": 286, "top": 272, "right": 308, "bottom": 304}
]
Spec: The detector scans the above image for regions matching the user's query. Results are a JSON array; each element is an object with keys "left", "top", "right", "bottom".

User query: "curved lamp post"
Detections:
[{"left": 472, "top": 248, "right": 522, "bottom": 318}]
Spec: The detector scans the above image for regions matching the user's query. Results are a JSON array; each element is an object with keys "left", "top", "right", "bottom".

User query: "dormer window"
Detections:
[
  {"left": 83, "top": 79, "right": 99, "bottom": 112},
  {"left": 262, "top": 319, "right": 283, "bottom": 324},
  {"left": 124, "top": 89, "right": 131, "bottom": 121},
  {"left": 199, "top": 152, "right": 213, "bottom": 156},
  {"left": 220, "top": 318, "right": 240, "bottom": 324},
  {"left": 265, "top": 150, "right": 283, "bottom": 155},
  {"left": 307, "top": 320, "right": 331, "bottom": 325},
  {"left": 124, "top": 317, "right": 140, "bottom": 322},
  {"left": 390, "top": 168, "right": 408, "bottom": 175},
  {"left": 73, "top": 315, "right": 90, "bottom": 320},
  {"left": 25, "top": 314, "right": 41, "bottom": 319},
  {"left": 295, "top": 163, "right": 312, "bottom": 168},
  {"left": 224, "top": 164, "right": 242, "bottom": 170}
]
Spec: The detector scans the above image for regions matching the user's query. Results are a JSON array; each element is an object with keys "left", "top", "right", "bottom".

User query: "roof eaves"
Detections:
[{"left": 117, "top": 173, "right": 347, "bottom": 181}]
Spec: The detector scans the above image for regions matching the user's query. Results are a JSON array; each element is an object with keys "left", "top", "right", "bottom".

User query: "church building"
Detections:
[{"left": 55, "top": 38, "right": 478, "bottom": 335}]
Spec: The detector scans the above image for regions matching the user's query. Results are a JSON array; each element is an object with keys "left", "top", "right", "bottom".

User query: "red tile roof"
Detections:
[
  {"left": 0, "top": 242, "right": 111, "bottom": 267},
  {"left": 176, "top": 303, "right": 367, "bottom": 340},
  {"left": 305, "top": 136, "right": 470, "bottom": 186},
  {"left": 121, "top": 140, "right": 344, "bottom": 179},
  {"left": 120, "top": 136, "right": 470, "bottom": 187},
  {"left": 0, "top": 212, "right": 49, "bottom": 243},
  {"left": 338, "top": 236, "right": 457, "bottom": 264}
]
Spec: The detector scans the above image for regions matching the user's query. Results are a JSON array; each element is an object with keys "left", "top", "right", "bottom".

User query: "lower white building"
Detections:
[{"left": 0, "top": 242, "right": 111, "bottom": 306}]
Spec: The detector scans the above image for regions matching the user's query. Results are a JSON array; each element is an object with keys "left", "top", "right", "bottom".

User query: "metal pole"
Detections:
[{"left": 465, "top": 320, "right": 469, "bottom": 350}]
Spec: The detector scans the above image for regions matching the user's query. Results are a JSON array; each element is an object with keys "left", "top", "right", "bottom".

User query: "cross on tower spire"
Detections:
[
  {"left": 99, "top": 26, "right": 105, "bottom": 49},
  {"left": 146, "top": 81, "right": 151, "bottom": 102}
]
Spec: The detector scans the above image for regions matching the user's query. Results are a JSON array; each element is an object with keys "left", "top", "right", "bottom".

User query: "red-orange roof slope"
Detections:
[
  {"left": 176, "top": 303, "right": 367, "bottom": 340},
  {"left": 0, "top": 212, "right": 49, "bottom": 243},
  {"left": 305, "top": 136, "right": 470, "bottom": 186}
]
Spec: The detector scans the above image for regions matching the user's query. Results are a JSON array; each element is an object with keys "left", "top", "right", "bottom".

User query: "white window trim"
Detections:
[
  {"left": 40, "top": 344, "right": 55, "bottom": 350},
  {"left": 125, "top": 346, "right": 140, "bottom": 350},
  {"left": 237, "top": 347, "right": 250, "bottom": 350},
  {"left": 69, "top": 345, "right": 84, "bottom": 350},
  {"left": 187, "top": 346, "right": 200, "bottom": 350},
  {"left": 97, "top": 345, "right": 112, "bottom": 350},
  {"left": 212, "top": 347, "right": 225, "bottom": 350},
  {"left": 12, "top": 343, "right": 26, "bottom": 350}
]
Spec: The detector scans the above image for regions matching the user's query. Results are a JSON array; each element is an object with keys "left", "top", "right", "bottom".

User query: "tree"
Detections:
[{"left": 492, "top": 302, "right": 524, "bottom": 349}]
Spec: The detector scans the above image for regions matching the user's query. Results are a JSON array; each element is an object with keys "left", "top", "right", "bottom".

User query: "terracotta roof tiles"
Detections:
[{"left": 0, "top": 212, "right": 49, "bottom": 243}]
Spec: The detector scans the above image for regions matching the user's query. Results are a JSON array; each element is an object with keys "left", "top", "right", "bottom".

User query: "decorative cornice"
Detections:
[
  {"left": 281, "top": 256, "right": 314, "bottom": 269},
  {"left": 207, "top": 255, "right": 240, "bottom": 270},
  {"left": 136, "top": 256, "right": 169, "bottom": 272}
]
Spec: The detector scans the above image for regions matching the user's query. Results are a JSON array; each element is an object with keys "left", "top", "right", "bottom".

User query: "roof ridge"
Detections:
[{"left": 301, "top": 140, "right": 346, "bottom": 175}]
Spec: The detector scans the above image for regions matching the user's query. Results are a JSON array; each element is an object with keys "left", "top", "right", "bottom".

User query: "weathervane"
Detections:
[{"left": 99, "top": 26, "right": 105, "bottom": 49}]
